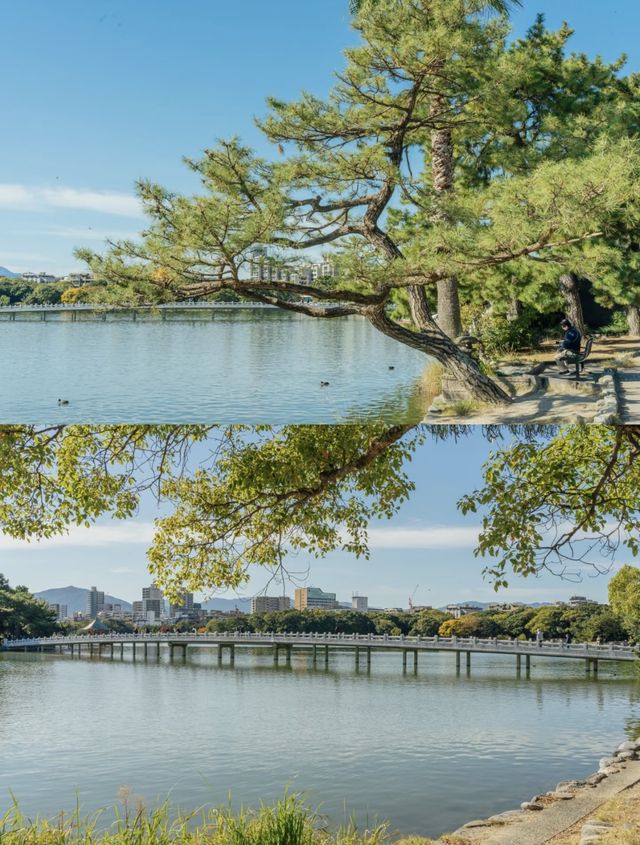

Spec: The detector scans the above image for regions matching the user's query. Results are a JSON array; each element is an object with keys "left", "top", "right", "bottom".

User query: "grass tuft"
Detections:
[{"left": 0, "top": 796, "right": 393, "bottom": 845}]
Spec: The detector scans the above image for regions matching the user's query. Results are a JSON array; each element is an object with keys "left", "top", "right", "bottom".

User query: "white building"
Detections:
[
  {"left": 446, "top": 604, "right": 480, "bottom": 619},
  {"left": 351, "top": 594, "right": 369, "bottom": 612},
  {"left": 21, "top": 272, "right": 58, "bottom": 284}
]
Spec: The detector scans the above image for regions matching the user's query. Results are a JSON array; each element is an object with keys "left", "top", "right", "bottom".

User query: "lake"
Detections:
[
  {"left": 1, "top": 649, "right": 639, "bottom": 839},
  {"left": 0, "top": 308, "right": 428, "bottom": 423}
]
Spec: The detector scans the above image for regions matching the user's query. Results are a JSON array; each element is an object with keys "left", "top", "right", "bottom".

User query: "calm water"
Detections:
[
  {"left": 1, "top": 649, "right": 639, "bottom": 838},
  {"left": 0, "top": 309, "right": 428, "bottom": 423}
]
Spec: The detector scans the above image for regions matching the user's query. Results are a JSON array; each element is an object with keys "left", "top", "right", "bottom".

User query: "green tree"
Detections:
[
  {"left": 0, "top": 575, "right": 58, "bottom": 639},
  {"left": 569, "top": 606, "right": 627, "bottom": 643},
  {"left": 460, "top": 425, "right": 640, "bottom": 588},
  {"left": 525, "top": 606, "right": 569, "bottom": 639},
  {"left": 77, "top": 2, "right": 640, "bottom": 405},
  {"left": 609, "top": 565, "right": 640, "bottom": 641},
  {"left": 408, "top": 609, "right": 451, "bottom": 636}
]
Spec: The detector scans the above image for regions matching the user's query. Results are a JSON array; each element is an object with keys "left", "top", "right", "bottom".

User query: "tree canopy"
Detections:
[
  {"left": 0, "top": 424, "right": 638, "bottom": 600},
  {"left": 0, "top": 575, "right": 58, "bottom": 639},
  {"left": 78, "top": 0, "right": 640, "bottom": 403}
]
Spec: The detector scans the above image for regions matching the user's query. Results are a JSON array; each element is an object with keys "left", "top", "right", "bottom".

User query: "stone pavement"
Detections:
[{"left": 618, "top": 369, "right": 640, "bottom": 424}]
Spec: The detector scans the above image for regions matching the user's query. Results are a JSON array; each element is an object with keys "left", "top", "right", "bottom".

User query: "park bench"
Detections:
[{"left": 562, "top": 335, "right": 594, "bottom": 380}]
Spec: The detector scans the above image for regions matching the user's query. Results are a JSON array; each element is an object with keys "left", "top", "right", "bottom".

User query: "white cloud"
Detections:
[
  {"left": 0, "top": 522, "right": 155, "bottom": 551},
  {"left": 367, "top": 525, "right": 480, "bottom": 549},
  {"left": 0, "top": 183, "right": 142, "bottom": 218}
]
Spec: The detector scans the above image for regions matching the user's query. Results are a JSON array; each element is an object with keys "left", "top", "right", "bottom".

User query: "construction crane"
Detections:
[{"left": 408, "top": 584, "right": 419, "bottom": 612}]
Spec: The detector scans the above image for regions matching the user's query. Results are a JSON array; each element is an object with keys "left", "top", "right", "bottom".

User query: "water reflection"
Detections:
[
  {"left": 0, "top": 310, "right": 428, "bottom": 423},
  {"left": 1, "top": 650, "right": 638, "bottom": 838}
]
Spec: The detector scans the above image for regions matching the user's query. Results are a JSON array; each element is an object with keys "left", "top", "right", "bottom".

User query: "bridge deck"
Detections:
[{"left": 2, "top": 632, "right": 635, "bottom": 663}]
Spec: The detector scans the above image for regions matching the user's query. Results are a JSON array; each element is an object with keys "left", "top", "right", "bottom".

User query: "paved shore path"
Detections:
[
  {"left": 618, "top": 366, "right": 640, "bottom": 423},
  {"left": 454, "top": 761, "right": 640, "bottom": 845}
]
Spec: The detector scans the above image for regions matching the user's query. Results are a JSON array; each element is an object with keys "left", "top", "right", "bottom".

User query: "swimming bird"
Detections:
[
  {"left": 388, "top": 366, "right": 395, "bottom": 370},
  {"left": 320, "top": 381, "right": 330, "bottom": 387},
  {"left": 57, "top": 399, "right": 69, "bottom": 405}
]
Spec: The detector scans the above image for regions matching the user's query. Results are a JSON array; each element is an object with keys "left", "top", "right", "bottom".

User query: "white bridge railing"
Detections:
[{"left": 3, "top": 632, "right": 636, "bottom": 661}]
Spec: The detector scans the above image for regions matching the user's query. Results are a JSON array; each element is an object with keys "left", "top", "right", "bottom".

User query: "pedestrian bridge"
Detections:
[
  {"left": 2, "top": 632, "right": 635, "bottom": 675},
  {"left": 0, "top": 302, "right": 277, "bottom": 321}
]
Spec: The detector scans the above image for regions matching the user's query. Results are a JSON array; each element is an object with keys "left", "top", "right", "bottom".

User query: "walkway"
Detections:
[
  {"left": 2, "top": 632, "right": 634, "bottom": 675},
  {"left": 452, "top": 761, "right": 640, "bottom": 844}
]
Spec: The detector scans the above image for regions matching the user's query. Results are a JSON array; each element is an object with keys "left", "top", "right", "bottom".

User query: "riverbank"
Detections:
[
  {"left": 428, "top": 739, "right": 640, "bottom": 844},
  {"left": 425, "top": 335, "right": 640, "bottom": 425}
]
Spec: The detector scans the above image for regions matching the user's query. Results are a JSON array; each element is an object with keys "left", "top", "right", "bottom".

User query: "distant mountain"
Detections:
[
  {"left": 438, "top": 601, "right": 554, "bottom": 611},
  {"left": 0, "top": 266, "right": 18, "bottom": 278},
  {"left": 199, "top": 597, "right": 252, "bottom": 613},
  {"left": 34, "top": 586, "right": 132, "bottom": 615}
]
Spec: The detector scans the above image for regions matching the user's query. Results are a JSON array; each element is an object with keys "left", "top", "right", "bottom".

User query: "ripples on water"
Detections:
[
  {"left": 1, "top": 649, "right": 639, "bottom": 838},
  {"left": 0, "top": 310, "right": 428, "bottom": 423}
]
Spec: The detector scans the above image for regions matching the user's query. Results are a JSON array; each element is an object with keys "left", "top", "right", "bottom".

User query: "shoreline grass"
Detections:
[{"left": 0, "top": 795, "right": 437, "bottom": 845}]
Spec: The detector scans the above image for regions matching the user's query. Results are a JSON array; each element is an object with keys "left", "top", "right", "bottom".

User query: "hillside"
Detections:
[{"left": 34, "top": 586, "right": 132, "bottom": 615}]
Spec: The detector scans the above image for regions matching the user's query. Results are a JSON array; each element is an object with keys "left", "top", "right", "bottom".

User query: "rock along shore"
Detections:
[{"left": 433, "top": 738, "right": 640, "bottom": 845}]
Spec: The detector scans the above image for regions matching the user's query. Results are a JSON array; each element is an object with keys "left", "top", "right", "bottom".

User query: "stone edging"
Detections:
[
  {"left": 438, "top": 738, "right": 640, "bottom": 844},
  {"left": 593, "top": 370, "right": 621, "bottom": 424}
]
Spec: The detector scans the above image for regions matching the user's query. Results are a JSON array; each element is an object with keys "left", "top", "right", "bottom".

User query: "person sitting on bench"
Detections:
[{"left": 555, "top": 318, "right": 582, "bottom": 374}]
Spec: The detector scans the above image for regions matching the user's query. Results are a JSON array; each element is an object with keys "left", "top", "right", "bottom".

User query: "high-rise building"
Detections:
[
  {"left": 351, "top": 594, "right": 369, "bottom": 613},
  {"left": 294, "top": 587, "right": 338, "bottom": 611},
  {"left": 142, "top": 584, "right": 164, "bottom": 617},
  {"left": 251, "top": 596, "right": 291, "bottom": 614},
  {"left": 48, "top": 603, "right": 68, "bottom": 621},
  {"left": 170, "top": 592, "right": 195, "bottom": 618},
  {"left": 85, "top": 586, "right": 105, "bottom": 617}
]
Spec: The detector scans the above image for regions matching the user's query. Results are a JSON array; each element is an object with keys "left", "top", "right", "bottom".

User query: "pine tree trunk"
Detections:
[
  {"left": 627, "top": 304, "right": 640, "bottom": 337},
  {"left": 558, "top": 273, "right": 586, "bottom": 334},
  {"left": 507, "top": 298, "right": 523, "bottom": 322},
  {"left": 431, "top": 120, "right": 462, "bottom": 339},
  {"left": 367, "top": 292, "right": 510, "bottom": 406}
]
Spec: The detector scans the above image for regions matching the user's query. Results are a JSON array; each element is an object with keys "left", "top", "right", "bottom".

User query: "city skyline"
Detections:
[
  {"left": 0, "top": 430, "right": 624, "bottom": 608},
  {"left": 1, "top": 0, "right": 639, "bottom": 274}
]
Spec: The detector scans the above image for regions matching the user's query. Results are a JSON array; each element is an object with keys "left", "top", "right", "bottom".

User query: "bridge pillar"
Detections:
[
  {"left": 144, "top": 643, "right": 148, "bottom": 660},
  {"left": 71, "top": 644, "right": 75, "bottom": 657},
  {"left": 355, "top": 646, "right": 360, "bottom": 669},
  {"left": 367, "top": 647, "right": 371, "bottom": 668},
  {"left": 120, "top": 643, "right": 124, "bottom": 660},
  {"left": 516, "top": 654, "right": 522, "bottom": 674},
  {"left": 217, "top": 644, "right": 233, "bottom": 665},
  {"left": 402, "top": 649, "right": 407, "bottom": 670},
  {"left": 526, "top": 654, "right": 531, "bottom": 676},
  {"left": 110, "top": 643, "right": 114, "bottom": 658},
  {"left": 312, "top": 645, "right": 317, "bottom": 665},
  {"left": 157, "top": 642, "right": 161, "bottom": 659},
  {"left": 466, "top": 652, "right": 471, "bottom": 673},
  {"left": 456, "top": 651, "right": 461, "bottom": 673},
  {"left": 586, "top": 658, "right": 599, "bottom": 676}
]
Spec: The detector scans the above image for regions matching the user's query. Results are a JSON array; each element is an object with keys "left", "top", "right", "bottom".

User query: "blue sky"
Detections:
[
  {"left": 0, "top": 0, "right": 638, "bottom": 274},
  {"left": 0, "top": 429, "right": 624, "bottom": 608}
]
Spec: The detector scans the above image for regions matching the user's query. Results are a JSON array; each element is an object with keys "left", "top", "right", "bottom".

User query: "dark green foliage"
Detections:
[{"left": 0, "top": 575, "right": 58, "bottom": 639}]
